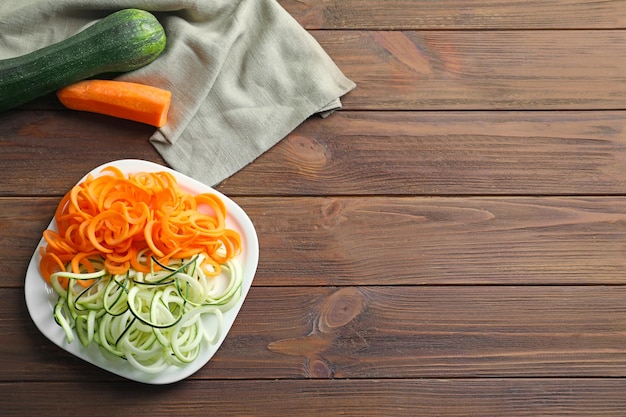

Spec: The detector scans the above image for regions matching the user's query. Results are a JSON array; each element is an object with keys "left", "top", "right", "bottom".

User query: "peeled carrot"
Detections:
[
  {"left": 56, "top": 80, "right": 172, "bottom": 127},
  {"left": 39, "top": 168, "right": 241, "bottom": 288}
]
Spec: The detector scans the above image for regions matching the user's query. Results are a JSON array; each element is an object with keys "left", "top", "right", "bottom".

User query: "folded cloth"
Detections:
[{"left": 0, "top": 0, "right": 355, "bottom": 185}]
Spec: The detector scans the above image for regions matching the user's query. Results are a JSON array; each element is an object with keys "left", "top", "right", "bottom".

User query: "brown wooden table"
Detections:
[{"left": 4, "top": 1, "right": 626, "bottom": 415}]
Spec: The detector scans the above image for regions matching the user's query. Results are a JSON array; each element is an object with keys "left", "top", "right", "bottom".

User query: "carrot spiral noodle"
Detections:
[{"left": 39, "top": 167, "right": 241, "bottom": 287}]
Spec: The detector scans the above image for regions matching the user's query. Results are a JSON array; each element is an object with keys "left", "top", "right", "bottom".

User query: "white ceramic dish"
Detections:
[{"left": 24, "top": 159, "right": 259, "bottom": 384}]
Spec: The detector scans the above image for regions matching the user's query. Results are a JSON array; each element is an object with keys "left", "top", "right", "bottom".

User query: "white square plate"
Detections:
[{"left": 24, "top": 159, "right": 259, "bottom": 384}]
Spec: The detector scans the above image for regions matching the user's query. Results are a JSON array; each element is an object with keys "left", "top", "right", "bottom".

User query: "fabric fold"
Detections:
[{"left": 0, "top": 0, "right": 355, "bottom": 185}]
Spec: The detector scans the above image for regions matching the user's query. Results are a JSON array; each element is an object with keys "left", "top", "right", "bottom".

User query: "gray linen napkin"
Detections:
[{"left": 0, "top": 0, "right": 355, "bottom": 185}]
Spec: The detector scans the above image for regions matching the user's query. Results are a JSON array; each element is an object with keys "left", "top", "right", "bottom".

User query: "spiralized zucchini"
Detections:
[{"left": 50, "top": 254, "right": 243, "bottom": 372}]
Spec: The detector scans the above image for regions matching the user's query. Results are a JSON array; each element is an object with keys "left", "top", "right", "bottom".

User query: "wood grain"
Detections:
[
  {"left": 5, "top": 286, "right": 626, "bottom": 382},
  {"left": 242, "top": 196, "right": 626, "bottom": 285},
  {"left": 0, "top": 110, "right": 162, "bottom": 196},
  {"left": 3, "top": 110, "right": 626, "bottom": 197},
  {"left": 280, "top": 0, "right": 626, "bottom": 30},
  {"left": 6, "top": 30, "right": 626, "bottom": 113},
  {"left": 0, "top": 198, "right": 56, "bottom": 286},
  {"left": 3, "top": 196, "right": 625, "bottom": 288},
  {"left": 4, "top": 378, "right": 626, "bottom": 417},
  {"left": 223, "top": 110, "right": 626, "bottom": 196},
  {"left": 313, "top": 30, "right": 626, "bottom": 110},
  {"left": 3, "top": 1, "right": 626, "bottom": 415}
]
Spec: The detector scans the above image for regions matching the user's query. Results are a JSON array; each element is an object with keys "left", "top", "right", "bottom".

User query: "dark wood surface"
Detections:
[{"left": 4, "top": 1, "right": 626, "bottom": 415}]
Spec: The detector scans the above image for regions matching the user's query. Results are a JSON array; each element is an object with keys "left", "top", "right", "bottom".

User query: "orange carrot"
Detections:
[
  {"left": 56, "top": 80, "right": 172, "bottom": 127},
  {"left": 39, "top": 169, "right": 241, "bottom": 288}
]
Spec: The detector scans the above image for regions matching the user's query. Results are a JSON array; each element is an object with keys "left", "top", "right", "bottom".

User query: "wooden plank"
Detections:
[
  {"left": 4, "top": 31, "right": 626, "bottom": 114},
  {"left": 3, "top": 110, "right": 626, "bottom": 197},
  {"left": 4, "top": 378, "right": 626, "bottom": 417},
  {"left": 0, "top": 110, "right": 163, "bottom": 196},
  {"left": 241, "top": 196, "right": 626, "bottom": 285},
  {"left": 313, "top": 30, "right": 626, "bottom": 110},
  {"left": 222, "top": 110, "right": 626, "bottom": 196},
  {"left": 3, "top": 196, "right": 626, "bottom": 288},
  {"left": 216, "top": 285, "right": 626, "bottom": 378},
  {"left": 280, "top": 0, "right": 626, "bottom": 30},
  {"left": 4, "top": 285, "right": 626, "bottom": 382},
  {"left": 0, "top": 198, "right": 56, "bottom": 286}
]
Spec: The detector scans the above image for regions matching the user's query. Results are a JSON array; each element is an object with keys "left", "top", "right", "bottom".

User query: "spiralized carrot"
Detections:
[{"left": 39, "top": 167, "right": 241, "bottom": 288}]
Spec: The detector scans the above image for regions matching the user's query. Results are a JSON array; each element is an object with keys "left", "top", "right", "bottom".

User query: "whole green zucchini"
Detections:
[{"left": 0, "top": 8, "right": 166, "bottom": 112}]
